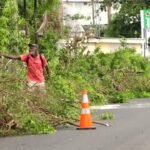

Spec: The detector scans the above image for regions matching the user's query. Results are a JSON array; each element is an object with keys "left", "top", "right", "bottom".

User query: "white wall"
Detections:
[
  {"left": 57, "top": 38, "right": 146, "bottom": 56},
  {"left": 86, "top": 38, "right": 145, "bottom": 55},
  {"left": 63, "top": 0, "right": 109, "bottom": 25}
]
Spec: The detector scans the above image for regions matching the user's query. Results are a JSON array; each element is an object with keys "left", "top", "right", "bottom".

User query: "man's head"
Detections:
[{"left": 28, "top": 44, "right": 39, "bottom": 57}]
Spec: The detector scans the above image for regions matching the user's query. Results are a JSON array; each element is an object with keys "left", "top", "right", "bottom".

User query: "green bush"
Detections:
[
  {"left": 0, "top": 36, "right": 150, "bottom": 136},
  {"left": 99, "top": 111, "right": 114, "bottom": 120}
]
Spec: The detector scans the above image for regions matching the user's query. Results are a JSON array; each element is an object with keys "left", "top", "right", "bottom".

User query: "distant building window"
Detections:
[{"left": 84, "top": 2, "right": 87, "bottom": 5}]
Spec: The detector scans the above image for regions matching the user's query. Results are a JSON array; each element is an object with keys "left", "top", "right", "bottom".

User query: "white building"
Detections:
[
  {"left": 59, "top": 1, "right": 150, "bottom": 57},
  {"left": 62, "top": 0, "right": 119, "bottom": 26}
]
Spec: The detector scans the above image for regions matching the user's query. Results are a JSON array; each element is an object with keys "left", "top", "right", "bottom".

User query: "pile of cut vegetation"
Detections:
[{"left": 0, "top": 47, "right": 150, "bottom": 136}]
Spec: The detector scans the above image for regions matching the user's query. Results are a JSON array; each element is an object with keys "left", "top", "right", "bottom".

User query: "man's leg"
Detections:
[
  {"left": 27, "top": 80, "right": 36, "bottom": 92},
  {"left": 27, "top": 81, "right": 46, "bottom": 94},
  {"left": 36, "top": 82, "right": 46, "bottom": 94}
]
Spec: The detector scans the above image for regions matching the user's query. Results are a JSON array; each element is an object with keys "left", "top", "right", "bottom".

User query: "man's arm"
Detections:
[{"left": 0, "top": 54, "right": 21, "bottom": 60}]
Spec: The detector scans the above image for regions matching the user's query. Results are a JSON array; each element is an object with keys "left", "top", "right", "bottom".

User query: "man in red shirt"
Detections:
[{"left": 0, "top": 44, "right": 50, "bottom": 93}]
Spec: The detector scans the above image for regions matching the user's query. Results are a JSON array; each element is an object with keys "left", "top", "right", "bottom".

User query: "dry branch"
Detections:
[
  {"left": 6, "top": 120, "right": 19, "bottom": 130},
  {"left": 36, "top": 11, "right": 48, "bottom": 36}
]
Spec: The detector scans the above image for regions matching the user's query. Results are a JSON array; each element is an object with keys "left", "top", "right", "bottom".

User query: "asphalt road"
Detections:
[{"left": 0, "top": 98, "right": 150, "bottom": 150}]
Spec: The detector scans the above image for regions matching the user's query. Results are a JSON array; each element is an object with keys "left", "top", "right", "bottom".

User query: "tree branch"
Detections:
[{"left": 36, "top": 11, "right": 48, "bottom": 36}]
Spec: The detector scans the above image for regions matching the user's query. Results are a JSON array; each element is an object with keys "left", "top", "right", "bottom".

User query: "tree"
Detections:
[
  {"left": 100, "top": 0, "right": 122, "bottom": 24},
  {"left": 0, "top": 0, "right": 30, "bottom": 53},
  {"left": 105, "top": 0, "right": 150, "bottom": 37},
  {"left": 0, "top": 0, "right": 19, "bottom": 52}
]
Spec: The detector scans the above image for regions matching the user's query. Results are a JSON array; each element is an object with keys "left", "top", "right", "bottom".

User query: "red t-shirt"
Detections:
[{"left": 20, "top": 53, "right": 47, "bottom": 82}]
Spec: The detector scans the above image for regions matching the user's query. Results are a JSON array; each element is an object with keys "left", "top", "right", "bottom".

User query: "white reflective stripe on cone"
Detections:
[
  {"left": 82, "top": 95, "right": 89, "bottom": 103},
  {"left": 81, "top": 108, "right": 90, "bottom": 114}
]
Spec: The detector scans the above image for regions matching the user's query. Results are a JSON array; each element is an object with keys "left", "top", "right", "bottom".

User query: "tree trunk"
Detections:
[
  {"left": 91, "top": 0, "right": 95, "bottom": 25},
  {"left": 107, "top": 5, "right": 111, "bottom": 24},
  {"left": 34, "top": 0, "right": 38, "bottom": 43},
  {"left": 23, "top": 0, "right": 28, "bottom": 36}
]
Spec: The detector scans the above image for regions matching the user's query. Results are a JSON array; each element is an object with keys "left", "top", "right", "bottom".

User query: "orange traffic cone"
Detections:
[{"left": 77, "top": 89, "right": 96, "bottom": 130}]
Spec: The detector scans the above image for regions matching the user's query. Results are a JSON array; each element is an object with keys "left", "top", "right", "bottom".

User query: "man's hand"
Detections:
[
  {"left": 45, "top": 74, "right": 50, "bottom": 80},
  {"left": 0, "top": 54, "right": 21, "bottom": 60},
  {"left": 45, "top": 65, "right": 51, "bottom": 80}
]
